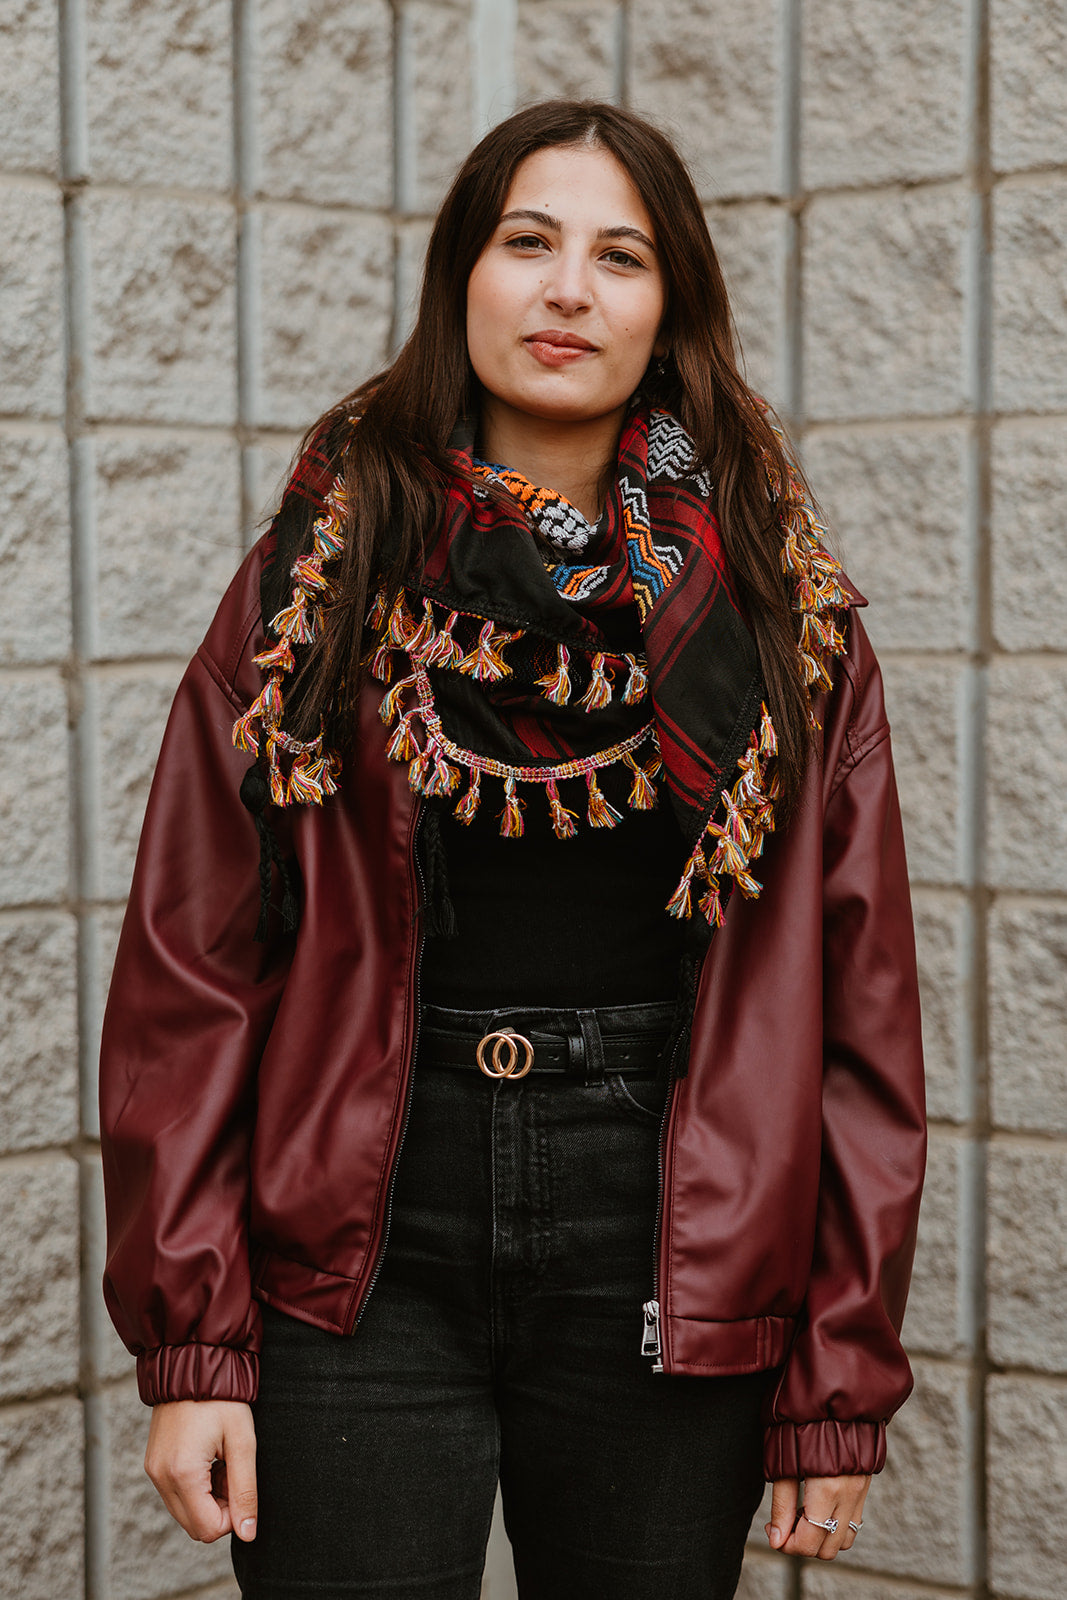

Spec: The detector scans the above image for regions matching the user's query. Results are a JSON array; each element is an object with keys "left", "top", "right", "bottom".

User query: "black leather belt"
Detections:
[{"left": 419, "top": 1001, "right": 676, "bottom": 1083}]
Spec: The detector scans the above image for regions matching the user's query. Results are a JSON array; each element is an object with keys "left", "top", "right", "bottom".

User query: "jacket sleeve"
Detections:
[
  {"left": 99, "top": 557, "right": 294, "bottom": 1406},
  {"left": 763, "top": 641, "right": 927, "bottom": 1480}
]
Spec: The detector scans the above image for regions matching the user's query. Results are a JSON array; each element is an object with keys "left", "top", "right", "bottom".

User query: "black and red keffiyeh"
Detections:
[{"left": 234, "top": 407, "right": 850, "bottom": 930}]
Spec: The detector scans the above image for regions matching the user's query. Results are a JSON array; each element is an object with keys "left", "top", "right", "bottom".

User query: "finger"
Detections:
[
  {"left": 840, "top": 1475, "right": 872, "bottom": 1551},
  {"left": 767, "top": 1478, "right": 798, "bottom": 1550},
  {"left": 782, "top": 1485, "right": 845, "bottom": 1560},
  {"left": 222, "top": 1417, "right": 258, "bottom": 1542},
  {"left": 147, "top": 1450, "right": 229, "bottom": 1542}
]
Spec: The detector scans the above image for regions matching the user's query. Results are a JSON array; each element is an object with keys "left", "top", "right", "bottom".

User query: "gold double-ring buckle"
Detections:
[{"left": 476, "top": 1027, "right": 534, "bottom": 1080}]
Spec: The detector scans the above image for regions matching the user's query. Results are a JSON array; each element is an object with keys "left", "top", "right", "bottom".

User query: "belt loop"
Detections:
[
  {"left": 566, "top": 1028, "right": 585, "bottom": 1077},
  {"left": 577, "top": 1009, "right": 606, "bottom": 1085}
]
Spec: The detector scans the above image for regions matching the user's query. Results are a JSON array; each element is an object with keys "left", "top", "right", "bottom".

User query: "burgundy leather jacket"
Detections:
[{"left": 100, "top": 529, "right": 926, "bottom": 1482}]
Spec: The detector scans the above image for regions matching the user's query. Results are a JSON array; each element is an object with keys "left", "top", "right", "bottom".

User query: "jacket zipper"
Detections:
[
  {"left": 642, "top": 1086, "right": 674, "bottom": 1374},
  {"left": 351, "top": 801, "right": 426, "bottom": 1330},
  {"left": 642, "top": 951, "right": 705, "bottom": 1373}
]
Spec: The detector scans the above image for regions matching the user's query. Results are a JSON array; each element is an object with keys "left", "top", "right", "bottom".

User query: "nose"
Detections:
[{"left": 542, "top": 246, "right": 593, "bottom": 316}]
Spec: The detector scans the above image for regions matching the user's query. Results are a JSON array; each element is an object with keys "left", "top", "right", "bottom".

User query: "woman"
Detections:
[{"left": 100, "top": 100, "right": 926, "bottom": 1600}]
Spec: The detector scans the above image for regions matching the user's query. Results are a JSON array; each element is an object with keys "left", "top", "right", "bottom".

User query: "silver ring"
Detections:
[
  {"left": 803, "top": 1512, "right": 839, "bottom": 1534},
  {"left": 849, "top": 1520, "right": 863, "bottom": 1534}
]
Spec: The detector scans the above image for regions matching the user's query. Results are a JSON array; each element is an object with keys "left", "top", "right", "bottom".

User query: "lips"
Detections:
[
  {"left": 525, "top": 329, "right": 597, "bottom": 350},
  {"left": 523, "top": 329, "right": 598, "bottom": 367}
]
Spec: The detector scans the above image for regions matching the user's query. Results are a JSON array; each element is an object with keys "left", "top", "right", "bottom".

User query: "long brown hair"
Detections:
[{"left": 287, "top": 100, "right": 817, "bottom": 814}]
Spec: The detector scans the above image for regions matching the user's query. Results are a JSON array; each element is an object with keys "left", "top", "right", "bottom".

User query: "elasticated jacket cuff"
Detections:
[
  {"left": 136, "top": 1343, "right": 259, "bottom": 1406},
  {"left": 763, "top": 1419, "right": 887, "bottom": 1480}
]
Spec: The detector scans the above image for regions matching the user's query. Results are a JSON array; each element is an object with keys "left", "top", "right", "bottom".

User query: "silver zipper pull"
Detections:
[{"left": 641, "top": 1299, "right": 662, "bottom": 1364}]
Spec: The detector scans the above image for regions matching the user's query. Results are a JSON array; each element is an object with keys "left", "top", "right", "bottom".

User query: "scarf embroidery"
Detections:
[{"left": 234, "top": 409, "right": 849, "bottom": 930}]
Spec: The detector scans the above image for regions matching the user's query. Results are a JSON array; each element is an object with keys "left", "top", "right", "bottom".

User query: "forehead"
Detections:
[{"left": 499, "top": 144, "right": 655, "bottom": 236}]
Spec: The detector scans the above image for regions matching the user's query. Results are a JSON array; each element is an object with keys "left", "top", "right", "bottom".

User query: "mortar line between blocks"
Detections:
[
  {"left": 781, "top": 0, "right": 803, "bottom": 433},
  {"left": 611, "top": 0, "right": 627, "bottom": 108},
  {"left": 393, "top": 1, "right": 416, "bottom": 216},
  {"left": 57, "top": 6, "right": 104, "bottom": 1591},
  {"left": 964, "top": 0, "right": 993, "bottom": 1593}
]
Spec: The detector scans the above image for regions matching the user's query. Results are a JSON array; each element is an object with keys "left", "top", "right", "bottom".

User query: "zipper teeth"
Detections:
[
  {"left": 352, "top": 802, "right": 426, "bottom": 1329},
  {"left": 647, "top": 954, "right": 705, "bottom": 1369}
]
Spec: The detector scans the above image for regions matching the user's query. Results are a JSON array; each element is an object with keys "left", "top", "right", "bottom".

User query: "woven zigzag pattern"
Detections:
[{"left": 231, "top": 408, "right": 851, "bottom": 929}]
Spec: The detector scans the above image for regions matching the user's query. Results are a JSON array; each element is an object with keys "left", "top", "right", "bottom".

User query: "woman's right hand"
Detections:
[{"left": 144, "top": 1399, "right": 258, "bottom": 1543}]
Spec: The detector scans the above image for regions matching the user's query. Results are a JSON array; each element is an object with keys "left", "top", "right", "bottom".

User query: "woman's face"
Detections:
[{"left": 466, "top": 144, "right": 667, "bottom": 434}]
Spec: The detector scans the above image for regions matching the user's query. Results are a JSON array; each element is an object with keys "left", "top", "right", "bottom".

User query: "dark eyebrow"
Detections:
[{"left": 497, "top": 209, "right": 656, "bottom": 253}]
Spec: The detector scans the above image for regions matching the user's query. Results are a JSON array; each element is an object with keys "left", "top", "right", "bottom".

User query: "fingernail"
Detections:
[
  {"left": 769, "top": 1527, "right": 783, "bottom": 1548},
  {"left": 240, "top": 1518, "right": 257, "bottom": 1539}
]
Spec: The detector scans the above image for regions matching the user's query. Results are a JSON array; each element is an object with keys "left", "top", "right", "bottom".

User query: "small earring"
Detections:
[{"left": 655, "top": 351, "right": 670, "bottom": 376}]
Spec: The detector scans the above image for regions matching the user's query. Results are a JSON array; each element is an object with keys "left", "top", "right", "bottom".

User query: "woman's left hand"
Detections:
[{"left": 765, "top": 1474, "right": 871, "bottom": 1559}]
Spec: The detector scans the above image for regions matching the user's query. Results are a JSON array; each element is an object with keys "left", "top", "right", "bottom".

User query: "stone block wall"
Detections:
[{"left": 1, "top": 1, "right": 1064, "bottom": 1597}]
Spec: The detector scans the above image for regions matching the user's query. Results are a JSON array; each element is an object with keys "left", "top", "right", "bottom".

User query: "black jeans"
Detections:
[{"left": 232, "top": 1004, "right": 768, "bottom": 1599}]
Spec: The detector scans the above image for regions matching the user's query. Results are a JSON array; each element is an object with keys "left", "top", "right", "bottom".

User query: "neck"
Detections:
[{"left": 477, "top": 400, "right": 627, "bottom": 522}]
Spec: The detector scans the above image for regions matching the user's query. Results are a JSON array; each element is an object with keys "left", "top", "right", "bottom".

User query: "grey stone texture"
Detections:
[
  {"left": 992, "top": 0, "right": 1067, "bottom": 173},
  {"left": 911, "top": 888, "right": 971, "bottom": 1123},
  {"left": 0, "top": 1397, "right": 84, "bottom": 1599},
  {"left": 85, "top": 0, "right": 233, "bottom": 188},
  {"left": 0, "top": 183, "right": 66, "bottom": 419},
  {"left": 88, "top": 665, "right": 185, "bottom": 901},
  {"left": 802, "top": 423, "right": 971, "bottom": 653},
  {"left": 0, "top": 673, "right": 69, "bottom": 905},
  {"left": 91, "top": 434, "right": 243, "bottom": 659},
  {"left": 254, "top": 0, "right": 393, "bottom": 207},
  {"left": 993, "top": 177, "right": 1067, "bottom": 413},
  {"left": 991, "top": 419, "right": 1067, "bottom": 650},
  {"left": 2, "top": 3, "right": 1066, "bottom": 1596},
  {"left": 0, "top": 0, "right": 60, "bottom": 175},
  {"left": 628, "top": 0, "right": 781, "bottom": 200},
  {"left": 104, "top": 1380, "right": 235, "bottom": 1600},
  {"left": 986, "top": 662, "right": 1067, "bottom": 893},
  {"left": 254, "top": 205, "right": 393, "bottom": 429},
  {"left": 84, "top": 192, "right": 238, "bottom": 426},
  {"left": 804, "top": 185, "right": 969, "bottom": 422},
  {"left": 902, "top": 1131, "right": 973, "bottom": 1356},
  {"left": 987, "top": 1141, "right": 1067, "bottom": 1373},
  {"left": 803, "top": 1573, "right": 964, "bottom": 1600},
  {"left": 0, "top": 1156, "right": 80, "bottom": 1400},
  {"left": 987, "top": 1375, "right": 1067, "bottom": 1600},
  {"left": 515, "top": 0, "right": 619, "bottom": 107},
  {"left": 705, "top": 201, "right": 789, "bottom": 407},
  {"left": 801, "top": 0, "right": 967, "bottom": 189},
  {"left": 398, "top": 0, "right": 475, "bottom": 211},
  {"left": 879, "top": 657, "right": 962, "bottom": 886},
  {"left": 80, "top": 904, "right": 125, "bottom": 1140},
  {"left": 82, "top": 1154, "right": 134, "bottom": 1384},
  {"left": 0, "top": 914, "right": 78, "bottom": 1154},
  {"left": 844, "top": 1358, "right": 974, "bottom": 1585},
  {"left": 736, "top": 1550, "right": 791, "bottom": 1600},
  {"left": 989, "top": 900, "right": 1067, "bottom": 1137},
  {"left": 0, "top": 431, "right": 72, "bottom": 664}
]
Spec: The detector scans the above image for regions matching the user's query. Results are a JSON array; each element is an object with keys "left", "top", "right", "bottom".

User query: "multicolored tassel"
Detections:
[
  {"left": 385, "top": 715, "right": 417, "bottom": 762},
  {"left": 271, "top": 588, "right": 317, "bottom": 645},
  {"left": 586, "top": 771, "right": 621, "bottom": 828},
  {"left": 622, "top": 654, "right": 648, "bottom": 705},
  {"left": 578, "top": 652, "right": 613, "bottom": 712},
  {"left": 623, "top": 752, "right": 657, "bottom": 811},
  {"left": 666, "top": 844, "right": 706, "bottom": 920},
  {"left": 537, "top": 645, "right": 572, "bottom": 705},
  {"left": 453, "top": 769, "right": 481, "bottom": 825},
  {"left": 459, "top": 621, "right": 515, "bottom": 682},
  {"left": 500, "top": 773, "right": 525, "bottom": 837},
  {"left": 424, "top": 610, "right": 464, "bottom": 670},
  {"left": 546, "top": 778, "right": 578, "bottom": 839}
]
